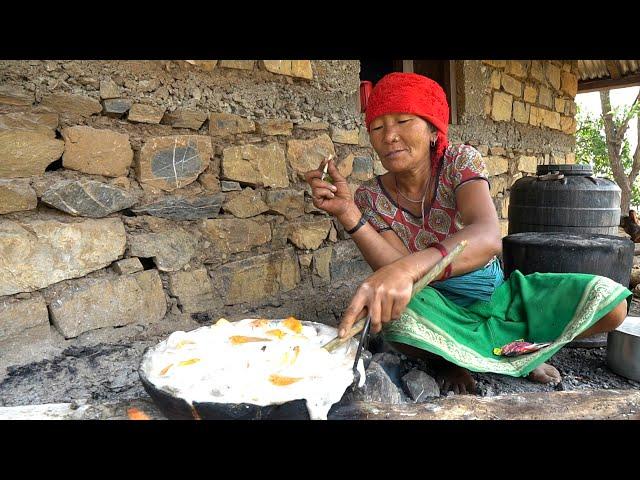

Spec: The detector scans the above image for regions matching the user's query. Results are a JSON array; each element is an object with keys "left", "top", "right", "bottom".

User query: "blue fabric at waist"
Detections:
[{"left": 430, "top": 258, "right": 505, "bottom": 307}]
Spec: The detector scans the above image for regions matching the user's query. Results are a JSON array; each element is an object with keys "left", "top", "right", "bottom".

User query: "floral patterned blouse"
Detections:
[{"left": 353, "top": 144, "right": 489, "bottom": 253}]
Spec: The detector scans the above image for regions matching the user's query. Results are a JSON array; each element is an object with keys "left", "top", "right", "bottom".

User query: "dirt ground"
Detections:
[{"left": 1, "top": 298, "right": 639, "bottom": 409}]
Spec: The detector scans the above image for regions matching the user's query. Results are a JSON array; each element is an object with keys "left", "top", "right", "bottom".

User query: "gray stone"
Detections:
[
  {"left": 330, "top": 241, "right": 372, "bottom": 285},
  {"left": 402, "top": 369, "right": 440, "bottom": 401},
  {"left": 136, "top": 135, "right": 212, "bottom": 191},
  {"left": 221, "top": 181, "right": 242, "bottom": 192},
  {"left": 0, "top": 179, "right": 38, "bottom": 214},
  {"left": 0, "top": 218, "right": 126, "bottom": 296},
  {"left": 131, "top": 194, "right": 224, "bottom": 220},
  {"left": 103, "top": 98, "right": 132, "bottom": 116},
  {"left": 127, "top": 229, "right": 197, "bottom": 272},
  {"left": 41, "top": 179, "right": 138, "bottom": 217},
  {"left": 48, "top": 270, "right": 166, "bottom": 339},
  {"left": 0, "top": 294, "right": 49, "bottom": 342},
  {"left": 113, "top": 257, "right": 143, "bottom": 275},
  {"left": 371, "top": 352, "right": 405, "bottom": 389},
  {"left": 345, "top": 361, "right": 404, "bottom": 404}
]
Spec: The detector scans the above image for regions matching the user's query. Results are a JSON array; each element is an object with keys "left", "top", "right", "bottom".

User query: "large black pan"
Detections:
[{"left": 138, "top": 320, "right": 363, "bottom": 420}]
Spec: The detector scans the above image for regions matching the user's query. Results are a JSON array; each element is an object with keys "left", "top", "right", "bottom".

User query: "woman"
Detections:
[{"left": 305, "top": 72, "right": 630, "bottom": 394}]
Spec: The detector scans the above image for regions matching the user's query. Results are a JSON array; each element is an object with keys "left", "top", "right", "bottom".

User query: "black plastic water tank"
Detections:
[
  {"left": 502, "top": 232, "right": 634, "bottom": 287},
  {"left": 508, "top": 164, "right": 621, "bottom": 235}
]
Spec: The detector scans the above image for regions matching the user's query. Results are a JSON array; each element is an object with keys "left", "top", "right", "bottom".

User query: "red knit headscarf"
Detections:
[{"left": 365, "top": 72, "right": 450, "bottom": 175}]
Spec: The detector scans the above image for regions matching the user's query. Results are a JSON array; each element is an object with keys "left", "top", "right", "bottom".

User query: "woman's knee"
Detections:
[{"left": 599, "top": 299, "right": 628, "bottom": 332}]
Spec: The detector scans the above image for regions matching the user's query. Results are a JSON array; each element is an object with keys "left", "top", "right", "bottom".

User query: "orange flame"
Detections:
[{"left": 127, "top": 407, "right": 151, "bottom": 420}]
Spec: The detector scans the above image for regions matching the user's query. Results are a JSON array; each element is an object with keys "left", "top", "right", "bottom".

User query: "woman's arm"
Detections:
[
  {"left": 306, "top": 158, "right": 411, "bottom": 270},
  {"left": 337, "top": 178, "right": 502, "bottom": 337},
  {"left": 335, "top": 202, "right": 410, "bottom": 270}
]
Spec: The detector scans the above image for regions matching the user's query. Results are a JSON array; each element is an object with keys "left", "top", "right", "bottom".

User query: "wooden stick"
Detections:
[{"left": 322, "top": 240, "right": 467, "bottom": 352}]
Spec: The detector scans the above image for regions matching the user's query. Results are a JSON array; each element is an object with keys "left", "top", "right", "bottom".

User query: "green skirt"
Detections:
[{"left": 383, "top": 270, "right": 631, "bottom": 377}]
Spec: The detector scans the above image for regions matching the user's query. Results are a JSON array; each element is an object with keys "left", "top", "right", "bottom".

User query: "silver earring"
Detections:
[{"left": 431, "top": 139, "right": 437, "bottom": 147}]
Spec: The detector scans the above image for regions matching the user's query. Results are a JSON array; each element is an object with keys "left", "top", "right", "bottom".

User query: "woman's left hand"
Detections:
[{"left": 338, "top": 261, "right": 416, "bottom": 337}]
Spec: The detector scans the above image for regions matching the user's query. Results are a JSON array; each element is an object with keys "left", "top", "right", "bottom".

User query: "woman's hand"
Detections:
[
  {"left": 338, "top": 261, "right": 416, "bottom": 337},
  {"left": 305, "top": 157, "right": 354, "bottom": 219}
]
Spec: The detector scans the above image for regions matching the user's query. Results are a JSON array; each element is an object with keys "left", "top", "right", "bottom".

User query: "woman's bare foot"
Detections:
[
  {"left": 527, "top": 363, "right": 561, "bottom": 385},
  {"left": 436, "top": 361, "right": 476, "bottom": 394}
]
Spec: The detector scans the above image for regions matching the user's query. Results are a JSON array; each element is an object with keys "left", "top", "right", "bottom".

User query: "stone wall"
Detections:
[
  {"left": 448, "top": 60, "right": 579, "bottom": 236},
  {"left": 0, "top": 59, "right": 579, "bottom": 355},
  {"left": 0, "top": 60, "right": 375, "bottom": 351}
]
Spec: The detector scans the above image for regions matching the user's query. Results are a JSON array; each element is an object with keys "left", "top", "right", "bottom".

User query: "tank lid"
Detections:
[
  {"left": 536, "top": 164, "right": 593, "bottom": 176},
  {"left": 503, "top": 232, "right": 632, "bottom": 248}
]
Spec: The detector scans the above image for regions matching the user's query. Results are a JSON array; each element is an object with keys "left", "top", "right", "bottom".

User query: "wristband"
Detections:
[
  {"left": 346, "top": 215, "right": 367, "bottom": 235},
  {"left": 430, "top": 242, "right": 452, "bottom": 281}
]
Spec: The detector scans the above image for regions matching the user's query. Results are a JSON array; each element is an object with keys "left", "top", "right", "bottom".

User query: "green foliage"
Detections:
[{"left": 576, "top": 103, "right": 640, "bottom": 208}]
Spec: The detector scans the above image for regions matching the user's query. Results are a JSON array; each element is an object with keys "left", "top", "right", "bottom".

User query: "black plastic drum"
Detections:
[
  {"left": 508, "top": 164, "right": 621, "bottom": 235},
  {"left": 502, "top": 232, "right": 634, "bottom": 288}
]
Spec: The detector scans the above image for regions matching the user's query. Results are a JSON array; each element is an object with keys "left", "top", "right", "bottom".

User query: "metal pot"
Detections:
[
  {"left": 606, "top": 316, "right": 640, "bottom": 382},
  {"left": 138, "top": 320, "right": 362, "bottom": 420}
]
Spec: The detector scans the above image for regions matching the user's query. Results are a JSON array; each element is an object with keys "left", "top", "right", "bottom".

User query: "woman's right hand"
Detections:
[{"left": 304, "top": 157, "right": 354, "bottom": 218}]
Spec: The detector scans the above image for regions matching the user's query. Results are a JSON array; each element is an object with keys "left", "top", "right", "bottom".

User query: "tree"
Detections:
[{"left": 575, "top": 89, "right": 640, "bottom": 213}]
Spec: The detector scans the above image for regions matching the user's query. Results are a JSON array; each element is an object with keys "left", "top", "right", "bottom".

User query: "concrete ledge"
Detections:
[
  {"left": 2, "top": 389, "right": 639, "bottom": 420},
  {"left": 329, "top": 389, "right": 640, "bottom": 420}
]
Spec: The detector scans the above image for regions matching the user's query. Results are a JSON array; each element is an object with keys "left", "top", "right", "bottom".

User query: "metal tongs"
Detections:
[{"left": 322, "top": 241, "right": 468, "bottom": 386}]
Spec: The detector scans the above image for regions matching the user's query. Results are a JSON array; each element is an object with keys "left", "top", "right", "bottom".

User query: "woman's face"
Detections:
[{"left": 368, "top": 114, "right": 437, "bottom": 174}]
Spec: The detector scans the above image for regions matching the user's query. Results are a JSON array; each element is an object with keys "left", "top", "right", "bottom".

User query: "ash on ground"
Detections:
[{"left": 1, "top": 302, "right": 640, "bottom": 408}]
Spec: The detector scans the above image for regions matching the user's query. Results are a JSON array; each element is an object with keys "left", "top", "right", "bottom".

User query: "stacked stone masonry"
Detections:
[{"left": 0, "top": 60, "right": 577, "bottom": 346}]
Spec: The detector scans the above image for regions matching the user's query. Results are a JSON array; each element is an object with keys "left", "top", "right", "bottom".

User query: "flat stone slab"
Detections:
[
  {"left": 132, "top": 194, "right": 224, "bottom": 220},
  {"left": 0, "top": 218, "right": 126, "bottom": 296},
  {"left": 0, "top": 398, "right": 165, "bottom": 420},
  {"left": 3, "top": 389, "right": 639, "bottom": 420},
  {"left": 137, "top": 135, "right": 212, "bottom": 191},
  {"left": 330, "top": 389, "right": 640, "bottom": 420},
  {"left": 41, "top": 179, "right": 138, "bottom": 217}
]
